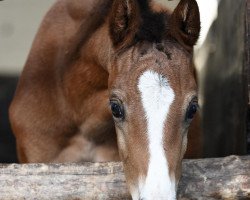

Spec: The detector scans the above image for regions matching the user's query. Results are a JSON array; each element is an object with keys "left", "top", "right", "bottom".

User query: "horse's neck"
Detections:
[
  {"left": 82, "top": 24, "right": 114, "bottom": 70},
  {"left": 61, "top": 21, "right": 113, "bottom": 114},
  {"left": 22, "top": 0, "right": 115, "bottom": 116},
  {"left": 59, "top": 0, "right": 114, "bottom": 72}
]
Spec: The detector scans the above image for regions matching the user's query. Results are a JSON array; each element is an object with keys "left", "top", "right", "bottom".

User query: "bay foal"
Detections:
[{"left": 10, "top": 0, "right": 202, "bottom": 199}]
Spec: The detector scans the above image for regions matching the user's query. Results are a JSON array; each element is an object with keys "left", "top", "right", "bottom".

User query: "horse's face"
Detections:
[
  {"left": 108, "top": 0, "right": 200, "bottom": 199},
  {"left": 109, "top": 42, "right": 198, "bottom": 199}
]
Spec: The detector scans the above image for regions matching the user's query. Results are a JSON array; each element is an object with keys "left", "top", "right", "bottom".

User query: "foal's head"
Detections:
[{"left": 107, "top": 0, "right": 200, "bottom": 199}]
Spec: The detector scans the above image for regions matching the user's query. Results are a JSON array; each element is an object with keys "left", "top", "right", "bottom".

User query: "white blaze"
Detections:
[{"left": 137, "top": 70, "right": 176, "bottom": 200}]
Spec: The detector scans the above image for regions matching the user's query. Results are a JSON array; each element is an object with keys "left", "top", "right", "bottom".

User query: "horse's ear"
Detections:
[
  {"left": 109, "top": 0, "right": 140, "bottom": 49},
  {"left": 169, "top": 0, "right": 200, "bottom": 51}
]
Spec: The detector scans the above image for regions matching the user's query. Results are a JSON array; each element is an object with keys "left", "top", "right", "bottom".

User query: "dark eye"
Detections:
[
  {"left": 186, "top": 101, "right": 198, "bottom": 122},
  {"left": 110, "top": 100, "right": 124, "bottom": 119}
]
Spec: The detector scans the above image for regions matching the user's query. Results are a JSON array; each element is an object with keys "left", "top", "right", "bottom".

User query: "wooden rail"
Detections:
[{"left": 0, "top": 156, "right": 249, "bottom": 199}]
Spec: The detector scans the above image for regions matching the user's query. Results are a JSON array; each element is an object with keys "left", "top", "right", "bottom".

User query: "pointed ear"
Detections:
[
  {"left": 169, "top": 0, "right": 200, "bottom": 51},
  {"left": 109, "top": 0, "right": 141, "bottom": 49}
]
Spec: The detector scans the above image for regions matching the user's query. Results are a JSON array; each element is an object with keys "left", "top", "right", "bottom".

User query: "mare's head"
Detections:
[{"left": 107, "top": 0, "right": 200, "bottom": 199}]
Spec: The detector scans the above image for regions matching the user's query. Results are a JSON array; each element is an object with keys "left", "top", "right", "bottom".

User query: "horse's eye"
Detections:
[
  {"left": 110, "top": 100, "right": 124, "bottom": 119},
  {"left": 186, "top": 101, "right": 198, "bottom": 122}
]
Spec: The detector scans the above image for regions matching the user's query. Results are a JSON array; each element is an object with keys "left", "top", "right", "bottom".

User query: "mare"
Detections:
[{"left": 9, "top": 0, "right": 202, "bottom": 199}]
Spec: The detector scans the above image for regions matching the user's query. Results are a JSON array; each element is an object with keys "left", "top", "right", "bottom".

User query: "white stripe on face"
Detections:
[{"left": 137, "top": 70, "right": 176, "bottom": 200}]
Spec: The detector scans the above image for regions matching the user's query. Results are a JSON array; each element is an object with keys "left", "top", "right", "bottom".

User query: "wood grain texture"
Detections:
[
  {"left": 200, "top": 0, "right": 247, "bottom": 157},
  {"left": 246, "top": 0, "right": 250, "bottom": 155},
  {"left": 0, "top": 156, "right": 249, "bottom": 199},
  {"left": 247, "top": 0, "right": 250, "bottom": 102}
]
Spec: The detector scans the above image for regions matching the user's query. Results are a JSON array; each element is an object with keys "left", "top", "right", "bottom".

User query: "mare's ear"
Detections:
[
  {"left": 169, "top": 0, "right": 200, "bottom": 51},
  {"left": 109, "top": 0, "right": 140, "bottom": 49}
]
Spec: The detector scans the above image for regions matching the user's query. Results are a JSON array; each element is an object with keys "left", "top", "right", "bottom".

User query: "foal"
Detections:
[{"left": 10, "top": 0, "right": 201, "bottom": 199}]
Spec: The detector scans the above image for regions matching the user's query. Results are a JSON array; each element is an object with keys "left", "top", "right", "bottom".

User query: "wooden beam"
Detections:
[
  {"left": 200, "top": 0, "right": 247, "bottom": 156},
  {"left": 0, "top": 156, "right": 249, "bottom": 199},
  {"left": 246, "top": 0, "right": 250, "bottom": 155},
  {"left": 246, "top": 0, "right": 250, "bottom": 102}
]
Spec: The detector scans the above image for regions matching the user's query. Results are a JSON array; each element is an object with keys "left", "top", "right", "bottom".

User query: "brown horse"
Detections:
[{"left": 9, "top": 0, "right": 202, "bottom": 199}]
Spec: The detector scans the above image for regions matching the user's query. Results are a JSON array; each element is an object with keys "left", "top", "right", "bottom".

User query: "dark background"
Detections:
[{"left": 0, "top": 76, "right": 18, "bottom": 163}]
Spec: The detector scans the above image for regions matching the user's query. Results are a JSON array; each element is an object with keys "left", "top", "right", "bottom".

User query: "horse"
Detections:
[{"left": 9, "top": 0, "right": 202, "bottom": 199}]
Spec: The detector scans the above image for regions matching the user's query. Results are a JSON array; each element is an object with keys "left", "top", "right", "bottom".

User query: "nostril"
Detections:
[{"left": 139, "top": 198, "right": 145, "bottom": 200}]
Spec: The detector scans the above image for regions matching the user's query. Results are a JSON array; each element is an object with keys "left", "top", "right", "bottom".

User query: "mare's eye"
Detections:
[
  {"left": 186, "top": 100, "right": 198, "bottom": 122},
  {"left": 110, "top": 100, "right": 124, "bottom": 119}
]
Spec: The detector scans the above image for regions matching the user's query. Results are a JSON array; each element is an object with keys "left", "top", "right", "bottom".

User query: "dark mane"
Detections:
[{"left": 136, "top": 0, "right": 169, "bottom": 43}]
